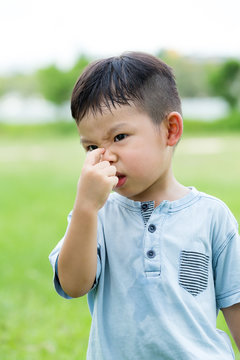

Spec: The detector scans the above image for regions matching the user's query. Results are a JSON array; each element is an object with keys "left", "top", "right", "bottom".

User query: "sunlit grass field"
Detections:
[{"left": 0, "top": 131, "right": 240, "bottom": 359}]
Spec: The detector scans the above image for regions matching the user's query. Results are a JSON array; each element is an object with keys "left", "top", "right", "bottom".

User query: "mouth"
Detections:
[{"left": 116, "top": 172, "right": 127, "bottom": 188}]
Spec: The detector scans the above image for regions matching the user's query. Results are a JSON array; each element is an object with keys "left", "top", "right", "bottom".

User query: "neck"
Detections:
[
  {"left": 154, "top": 178, "right": 190, "bottom": 207},
  {"left": 154, "top": 167, "right": 189, "bottom": 206},
  {"left": 131, "top": 167, "right": 189, "bottom": 206}
]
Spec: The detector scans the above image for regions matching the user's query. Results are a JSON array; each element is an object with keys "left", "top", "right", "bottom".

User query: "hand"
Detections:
[{"left": 75, "top": 148, "right": 118, "bottom": 211}]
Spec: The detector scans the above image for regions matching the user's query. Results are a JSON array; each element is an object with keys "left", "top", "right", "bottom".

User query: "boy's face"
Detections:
[{"left": 78, "top": 105, "right": 173, "bottom": 202}]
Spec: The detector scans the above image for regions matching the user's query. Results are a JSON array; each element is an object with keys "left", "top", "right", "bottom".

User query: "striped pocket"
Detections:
[{"left": 179, "top": 250, "right": 209, "bottom": 297}]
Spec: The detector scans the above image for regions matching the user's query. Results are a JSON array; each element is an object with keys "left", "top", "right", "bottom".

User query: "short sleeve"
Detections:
[
  {"left": 214, "top": 230, "right": 240, "bottom": 309},
  {"left": 49, "top": 238, "right": 72, "bottom": 299},
  {"left": 89, "top": 244, "right": 102, "bottom": 291},
  {"left": 48, "top": 211, "right": 103, "bottom": 299}
]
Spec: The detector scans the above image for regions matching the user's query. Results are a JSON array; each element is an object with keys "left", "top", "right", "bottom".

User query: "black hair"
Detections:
[{"left": 71, "top": 51, "right": 182, "bottom": 124}]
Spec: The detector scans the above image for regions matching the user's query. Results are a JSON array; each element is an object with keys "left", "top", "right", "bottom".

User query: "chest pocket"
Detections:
[{"left": 179, "top": 250, "right": 209, "bottom": 297}]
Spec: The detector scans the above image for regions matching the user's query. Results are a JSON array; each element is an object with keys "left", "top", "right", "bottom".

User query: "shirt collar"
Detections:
[{"left": 111, "top": 187, "right": 200, "bottom": 212}]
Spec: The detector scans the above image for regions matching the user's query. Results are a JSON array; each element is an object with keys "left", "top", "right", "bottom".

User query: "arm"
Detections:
[
  {"left": 222, "top": 303, "right": 240, "bottom": 351},
  {"left": 58, "top": 148, "right": 118, "bottom": 298}
]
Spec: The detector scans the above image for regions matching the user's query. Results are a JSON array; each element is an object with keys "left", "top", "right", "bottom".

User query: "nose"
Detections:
[{"left": 101, "top": 147, "right": 117, "bottom": 163}]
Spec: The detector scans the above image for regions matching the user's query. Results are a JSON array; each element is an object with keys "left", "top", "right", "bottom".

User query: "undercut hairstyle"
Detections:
[{"left": 71, "top": 51, "right": 182, "bottom": 125}]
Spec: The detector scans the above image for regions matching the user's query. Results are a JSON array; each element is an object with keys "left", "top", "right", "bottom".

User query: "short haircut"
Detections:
[{"left": 71, "top": 51, "right": 182, "bottom": 125}]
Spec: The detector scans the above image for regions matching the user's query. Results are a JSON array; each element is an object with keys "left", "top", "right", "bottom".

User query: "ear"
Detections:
[{"left": 165, "top": 112, "right": 183, "bottom": 146}]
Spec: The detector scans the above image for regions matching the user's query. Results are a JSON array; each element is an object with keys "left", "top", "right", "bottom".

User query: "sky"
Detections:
[{"left": 1, "top": 0, "right": 240, "bottom": 74}]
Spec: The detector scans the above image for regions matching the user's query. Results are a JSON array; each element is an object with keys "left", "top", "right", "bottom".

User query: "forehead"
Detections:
[{"left": 77, "top": 104, "right": 142, "bottom": 136}]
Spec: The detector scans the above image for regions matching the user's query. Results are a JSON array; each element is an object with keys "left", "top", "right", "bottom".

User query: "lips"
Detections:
[{"left": 116, "top": 172, "right": 127, "bottom": 188}]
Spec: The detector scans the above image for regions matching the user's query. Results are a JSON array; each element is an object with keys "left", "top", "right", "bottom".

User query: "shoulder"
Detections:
[
  {"left": 196, "top": 191, "right": 238, "bottom": 253},
  {"left": 198, "top": 191, "right": 237, "bottom": 228}
]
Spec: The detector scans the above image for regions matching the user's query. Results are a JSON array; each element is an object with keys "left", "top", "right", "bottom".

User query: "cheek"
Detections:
[{"left": 123, "top": 149, "right": 156, "bottom": 175}]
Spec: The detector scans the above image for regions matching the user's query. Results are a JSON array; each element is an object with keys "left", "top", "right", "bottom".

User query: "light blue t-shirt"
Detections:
[{"left": 49, "top": 187, "right": 240, "bottom": 359}]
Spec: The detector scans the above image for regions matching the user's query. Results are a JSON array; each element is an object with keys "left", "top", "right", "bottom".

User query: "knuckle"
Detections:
[{"left": 101, "top": 161, "right": 110, "bottom": 167}]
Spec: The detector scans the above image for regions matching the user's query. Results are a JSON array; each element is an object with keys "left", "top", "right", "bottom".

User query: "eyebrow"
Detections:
[{"left": 80, "top": 122, "right": 128, "bottom": 145}]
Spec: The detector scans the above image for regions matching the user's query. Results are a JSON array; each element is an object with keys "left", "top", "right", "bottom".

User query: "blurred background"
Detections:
[{"left": 1, "top": 0, "right": 240, "bottom": 358}]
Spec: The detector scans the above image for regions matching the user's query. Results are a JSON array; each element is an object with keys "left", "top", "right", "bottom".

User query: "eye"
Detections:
[
  {"left": 114, "top": 134, "right": 128, "bottom": 142},
  {"left": 86, "top": 145, "right": 98, "bottom": 152}
]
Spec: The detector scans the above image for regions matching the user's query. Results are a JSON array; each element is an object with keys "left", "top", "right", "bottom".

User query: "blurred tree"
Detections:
[
  {"left": 37, "top": 65, "right": 71, "bottom": 105},
  {"left": 157, "top": 50, "right": 212, "bottom": 98},
  {"left": 209, "top": 59, "right": 240, "bottom": 109},
  {"left": 36, "top": 55, "right": 90, "bottom": 105}
]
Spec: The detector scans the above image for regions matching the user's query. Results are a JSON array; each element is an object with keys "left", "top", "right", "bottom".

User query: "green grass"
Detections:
[{"left": 0, "top": 132, "right": 239, "bottom": 359}]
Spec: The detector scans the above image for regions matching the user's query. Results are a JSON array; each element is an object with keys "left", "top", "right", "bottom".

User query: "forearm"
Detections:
[
  {"left": 58, "top": 203, "right": 98, "bottom": 298},
  {"left": 57, "top": 148, "right": 117, "bottom": 298}
]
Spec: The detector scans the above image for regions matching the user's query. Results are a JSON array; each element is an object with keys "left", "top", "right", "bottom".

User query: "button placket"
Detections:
[
  {"left": 144, "top": 221, "right": 161, "bottom": 277},
  {"left": 142, "top": 202, "right": 169, "bottom": 277}
]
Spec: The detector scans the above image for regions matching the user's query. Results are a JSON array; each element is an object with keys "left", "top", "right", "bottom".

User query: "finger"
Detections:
[
  {"left": 106, "top": 175, "right": 119, "bottom": 188},
  {"left": 111, "top": 176, "right": 119, "bottom": 188},
  {"left": 95, "top": 160, "right": 111, "bottom": 170},
  {"left": 85, "top": 148, "right": 105, "bottom": 166},
  {"left": 100, "top": 165, "right": 117, "bottom": 177}
]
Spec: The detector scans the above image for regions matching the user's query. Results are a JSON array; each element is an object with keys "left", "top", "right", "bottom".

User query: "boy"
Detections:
[{"left": 49, "top": 52, "right": 240, "bottom": 359}]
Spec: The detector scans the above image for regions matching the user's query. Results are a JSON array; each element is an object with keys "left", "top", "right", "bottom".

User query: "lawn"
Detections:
[{"left": 0, "top": 131, "right": 239, "bottom": 359}]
